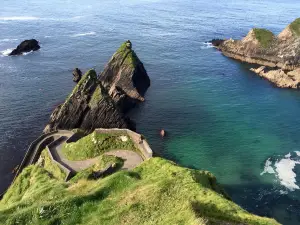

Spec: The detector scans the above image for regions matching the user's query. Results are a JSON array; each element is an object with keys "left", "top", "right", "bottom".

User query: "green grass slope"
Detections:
[
  {"left": 290, "top": 18, "right": 300, "bottom": 36},
  {"left": 0, "top": 157, "right": 279, "bottom": 225},
  {"left": 253, "top": 28, "right": 275, "bottom": 48},
  {"left": 61, "top": 131, "right": 138, "bottom": 160}
]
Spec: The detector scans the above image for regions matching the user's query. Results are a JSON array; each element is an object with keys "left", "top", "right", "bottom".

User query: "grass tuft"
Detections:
[
  {"left": 39, "top": 149, "right": 67, "bottom": 181},
  {"left": 290, "top": 18, "right": 300, "bottom": 36},
  {"left": 253, "top": 28, "right": 275, "bottom": 48}
]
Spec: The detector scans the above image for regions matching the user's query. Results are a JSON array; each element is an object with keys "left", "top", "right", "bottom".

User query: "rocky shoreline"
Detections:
[{"left": 212, "top": 18, "right": 300, "bottom": 89}]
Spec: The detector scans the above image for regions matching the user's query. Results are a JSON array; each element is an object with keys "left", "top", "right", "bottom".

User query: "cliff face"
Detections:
[
  {"left": 213, "top": 18, "right": 300, "bottom": 88},
  {"left": 44, "top": 70, "right": 135, "bottom": 133},
  {"left": 44, "top": 41, "right": 150, "bottom": 133},
  {"left": 100, "top": 41, "right": 150, "bottom": 113}
]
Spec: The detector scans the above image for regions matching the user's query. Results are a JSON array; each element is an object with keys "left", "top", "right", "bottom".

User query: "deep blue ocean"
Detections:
[{"left": 1, "top": 0, "right": 300, "bottom": 224}]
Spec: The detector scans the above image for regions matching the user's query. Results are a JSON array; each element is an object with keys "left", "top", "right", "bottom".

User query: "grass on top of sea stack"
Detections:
[
  {"left": 253, "top": 28, "right": 275, "bottom": 48},
  {"left": 290, "top": 18, "right": 300, "bottom": 36},
  {"left": 0, "top": 157, "right": 280, "bottom": 225},
  {"left": 116, "top": 41, "right": 139, "bottom": 68},
  {"left": 61, "top": 131, "right": 138, "bottom": 160}
]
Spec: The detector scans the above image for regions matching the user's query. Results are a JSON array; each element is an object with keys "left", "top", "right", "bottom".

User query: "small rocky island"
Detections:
[
  {"left": 9, "top": 39, "right": 40, "bottom": 56},
  {"left": 44, "top": 41, "right": 150, "bottom": 133},
  {"left": 212, "top": 18, "right": 300, "bottom": 89}
]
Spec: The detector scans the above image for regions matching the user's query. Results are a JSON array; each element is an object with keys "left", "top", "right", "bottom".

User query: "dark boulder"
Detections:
[
  {"left": 9, "top": 39, "right": 40, "bottom": 56},
  {"left": 210, "top": 39, "right": 225, "bottom": 47},
  {"left": 73, "top": 68, "right": 82, "bottom": 83}
]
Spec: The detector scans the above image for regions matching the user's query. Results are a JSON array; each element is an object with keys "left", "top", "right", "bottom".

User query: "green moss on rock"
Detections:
[
  {"left": 116, "top": 41, "right": 139, "bottom": 68},
  {"left": 65, "top": 69, "right": 97, "bottom": 104},
  {"left": 253, "top": 28, "right": 275, "bottom": 48},
  {"left": 290, "top": 18, "right": 300, "bottom": 36},
  {"left": 89, "top": 85, "right": 103, "bottom": 108}
]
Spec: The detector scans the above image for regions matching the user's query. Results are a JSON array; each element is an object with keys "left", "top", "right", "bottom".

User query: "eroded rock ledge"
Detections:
[
  {"left": 212, "top": 18, "right": 300, "bottom": 89},
  {"left": 44, "top": 41, "right": 150, "bottom": 133}
]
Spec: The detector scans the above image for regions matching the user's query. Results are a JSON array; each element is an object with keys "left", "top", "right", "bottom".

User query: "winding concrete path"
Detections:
[{"left": 49, "top": 133, "right": 144, "bottom": 172}]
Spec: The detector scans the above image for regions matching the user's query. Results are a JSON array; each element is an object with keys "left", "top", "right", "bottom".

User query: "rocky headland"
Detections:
[
  {"left": 44, "top": 41, "right": 150, "bottom": 133},
  {"left": 9, "top": 39, "right": 40, "bottom": 56},
  {"left": 212, "top": 18, "right": 300, "bottom": 88}
]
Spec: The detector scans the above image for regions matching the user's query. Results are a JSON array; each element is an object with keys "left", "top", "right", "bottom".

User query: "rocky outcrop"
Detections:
[
  {"left": 72, "top": 68, "right": 82, "bottom": 83},
  {"left": 250, "top": 66, "right": 300, "bottom": 89},
  {"left": 99, "top": 40, "right": 150, "bottom": 113},
  {"left": 212, "top": 18, "right": 300, "bottom": 88},
  {"left": 44, "top": 41, "right": 151, "bottom": 133},
  {"left": 9, "top": 39, "right": 40, "bottom": 56},
  {"left": 44, "top": 70, "right": 135, "bottom": 133}
]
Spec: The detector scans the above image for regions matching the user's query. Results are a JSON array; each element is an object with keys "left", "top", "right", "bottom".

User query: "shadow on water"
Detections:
[{"left": 223, "top": 183, "right": 300, "bottom": 225}]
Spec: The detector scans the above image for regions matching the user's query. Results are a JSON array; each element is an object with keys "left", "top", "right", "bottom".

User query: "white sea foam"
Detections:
[
  {"left": 275, "top": 158, "right": 300, "bottom": 191},
  {"left": 200, "top": 42, "right": 214, "bottom": 50},
  {"left": 285, "top": 153, "right": 291, "bottom": 158},
  {"left": 0, "top": 16, "right": 39, "bottom": 21},
  {"left": 279, "top": 190, "right": 288, "bottom": 195},
  {"left": 260, "top": 158, "right": 275, "bottom": 175},
  {"left": 1, "top": 48, "right": 13, "bottom": 56},
  {"left": 71, "top": 32, "right": 96, "bottom": 37},
  {"left": 0, "top": 38, "right": 18, "bottom": 42},
  {"left": 261, "top": 152, "right": 300, "bottom": 191}
]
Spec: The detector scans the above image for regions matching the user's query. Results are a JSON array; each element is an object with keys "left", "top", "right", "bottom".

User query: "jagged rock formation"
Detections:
[
  {"left": 44, "top": 41, "right": 150, "bottom": 133},
  {"left": 9, "top": 39, "right": 40, "bottom": 56},
  {"left": 72, "top": 68, "right": 82, "bottom": 83},
  {"left": 99, "top": 40, "right": 150, "bottom": 113},
  {"left": 212, "top": 18, "right": 300, "bottom": 88},
  {"left": 44, "top": 70, "right": 135, "bottom": 133},
  {"left": 250, "top": 66, "right": 300, "bottom": 88}
]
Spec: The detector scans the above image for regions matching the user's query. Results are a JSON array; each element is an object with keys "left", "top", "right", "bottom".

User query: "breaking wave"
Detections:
[
  {"left": 0, "top": 16, "right": 39, "bottom": 21},
  {"left": 1, "top": 48, "right": 13, "bottom": 56},
  {"left": 70, "top": 32, "right": 96, "bottom": 37},
  {"left": 261, "top": 151, "right": 300, "bottom": 191}
]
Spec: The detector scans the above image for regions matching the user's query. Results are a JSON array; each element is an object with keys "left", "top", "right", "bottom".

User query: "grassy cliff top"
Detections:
[
  {"left": 0, "top": 157, "right": 279, "bottom": 225},
  {"left": 253, "top": 28, "right": 275, "bottom": 48},
  {"left": 290, "top": 18, "right": 300, "bottom": 36},
  {"left": 61, "top": 131, "right": 137, "bottom": 160}
]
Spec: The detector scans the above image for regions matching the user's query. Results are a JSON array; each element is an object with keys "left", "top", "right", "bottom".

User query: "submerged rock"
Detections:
[
  {"left": 72, "top": 68, "right": 82, "bottom": 83},
  {"left": 99, "top": 40, "right": 150, "bottom": 113},
  {"left": 214, "top": 18, "right": 300, "bottom": 88},
  {"left": 9, "top": 39, "right": 40, "bottom": 56},
  {"left": 44, "top": 69, "right": 135, "bottom": 133}
]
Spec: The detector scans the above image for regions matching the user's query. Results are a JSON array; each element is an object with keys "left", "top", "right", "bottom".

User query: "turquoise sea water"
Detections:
[{"left": 1, "top": 0, "right": 300, "bottom": 223}]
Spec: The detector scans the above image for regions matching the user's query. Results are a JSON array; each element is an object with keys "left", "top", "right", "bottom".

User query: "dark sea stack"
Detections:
[
  {"left": 210, "top": 39, "right": 225, "bottom": 47},
  {"left": 9, "top": 39, "right": 40, "bottom": 56},
  {"left": 72, "top": 68, "right": 82, "bottom": 83},
  {"left": 43, "top": 69, "right": 135, "bottom": 133},
  {"left": 214, "top": 18, "right": 300, "bottom": 89},
  {"left": 99, "top": 40, "right": 150, "bottom": 113}
]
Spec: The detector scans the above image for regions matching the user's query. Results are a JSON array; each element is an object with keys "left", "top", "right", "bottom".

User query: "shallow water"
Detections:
[{"left": 1, "top": 0, "right": 300, "bottom": 223}]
